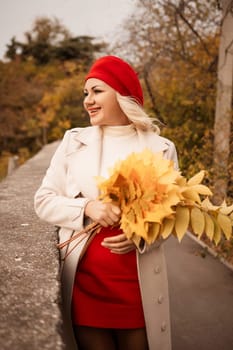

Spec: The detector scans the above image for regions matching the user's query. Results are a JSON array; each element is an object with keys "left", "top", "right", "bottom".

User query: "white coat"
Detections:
[{"left": 34, "top": 125, "right": 178, "bottom": 350}]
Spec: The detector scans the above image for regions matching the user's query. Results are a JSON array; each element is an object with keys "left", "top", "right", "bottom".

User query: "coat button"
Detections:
[
  {"left": 158, "top": 295, "right": 164, "bottom": 304},
  {"left": 161, "top": 322, "right": 167, "bottom": 332},
  {"left": 154, "top": 265, "right": 161, "bottom": 274}
]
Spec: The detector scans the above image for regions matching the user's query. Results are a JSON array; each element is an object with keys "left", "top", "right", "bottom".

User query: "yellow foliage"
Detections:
[
  {"left": 59, "top": 149, "right": 233, "bottom": 258},
  {"left": 187, "top": 170, "right": 206, "bottom": 186},
  {"left": 97, "top": 149, "right": 233, "bottom": 248},
  {"left": 174, "top": 206, "right": 190, "bottom": 242},
  {"left": 190, "top": 207, "right": 205, "bottom": 238},
  {"left": 161, "top": 217, "right": 175, "bottom": 239},
  {"left": 203, "top": 212, "right": 215, "bottom": 240},
  {"left": 217, "top": 213, "right": 232, "bottom": 240}
]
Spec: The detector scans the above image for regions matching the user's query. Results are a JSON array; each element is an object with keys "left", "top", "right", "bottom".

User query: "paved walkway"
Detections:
[
  {"left": 165, "top": 235, "right": 233, "bottom": 350},
  {"left": 1, "top": 140, "right": 233, "bottom": 350}
]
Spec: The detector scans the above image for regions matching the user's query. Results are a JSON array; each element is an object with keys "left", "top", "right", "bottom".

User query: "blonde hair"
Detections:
[{"left": 116, "top": 93, "right": 160, "bottom": 134}]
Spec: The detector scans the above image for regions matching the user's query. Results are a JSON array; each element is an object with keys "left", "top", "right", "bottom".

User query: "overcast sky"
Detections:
[{"left": 0, "top": 0, "right": 135, "bottom": 60}]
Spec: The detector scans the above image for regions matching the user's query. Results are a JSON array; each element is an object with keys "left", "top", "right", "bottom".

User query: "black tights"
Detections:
[{"left": 73, "top": 325, "right": 149, "bottom": 350}]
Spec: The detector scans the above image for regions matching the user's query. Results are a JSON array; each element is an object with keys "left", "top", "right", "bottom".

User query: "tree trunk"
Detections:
[
  {"left": 42, "top": 126, "right": 48, "bottom": 146},
  {"left": 213, "top": 0, "right": 233, "bottom": 204},
  {"left": 142, "top": 61, "right": 165, "bottom": 124}
]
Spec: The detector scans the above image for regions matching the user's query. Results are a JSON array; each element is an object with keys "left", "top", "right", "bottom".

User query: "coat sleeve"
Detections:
[
  {"left": 137, "top": 139, "right": 179, "bottom": 254},
  {"left": 34, "top": 131, "right": 90, "bottom": 231},
  {"left": 163, "top": 139, "right": 179, "bottom": 170}
]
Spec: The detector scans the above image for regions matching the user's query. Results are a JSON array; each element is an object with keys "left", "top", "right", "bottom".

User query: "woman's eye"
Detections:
[
  {"left": 83, "top": 88, "right": 103, "bottom": 97},
  {"left": 94, "top": 89, "right": 102, "bottom": 94}
]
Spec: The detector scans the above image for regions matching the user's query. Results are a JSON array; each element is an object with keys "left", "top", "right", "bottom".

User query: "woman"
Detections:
[{"left": 34, "top": 55, "right": 178, "bottom": 350}]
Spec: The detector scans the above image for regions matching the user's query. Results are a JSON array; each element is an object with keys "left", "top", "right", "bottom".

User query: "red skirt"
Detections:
[{"left": 72, "top": 227, "right": 145, "bottom": 328}]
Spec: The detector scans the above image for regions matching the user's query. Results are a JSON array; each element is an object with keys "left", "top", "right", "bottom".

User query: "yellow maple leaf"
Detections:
[
  {"left": 160, "top": 217, "right": 175, "bottom": 239},
  {"left": 175, "top": 206, "right": 190, "bottom": 242},
  {"left": 203, "top": 212, "right": 215, "bottom": 240},
  {"left": 217, "top": 213, "right": 232, "bottom": 240},
  {"left": 191, "top": 207, "right": 205, "bottom": 237},
  {"left": 187, "top": 170, "right": 205, "bottom": 186}
]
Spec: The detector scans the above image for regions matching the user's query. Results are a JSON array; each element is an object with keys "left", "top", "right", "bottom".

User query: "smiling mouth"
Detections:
[{"left": 88, "top": 108, "right": 101, "bottom": 116}]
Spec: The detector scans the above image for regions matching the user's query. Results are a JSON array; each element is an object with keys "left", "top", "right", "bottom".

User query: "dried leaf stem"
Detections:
[{"left": 57, "top": 221, "right": 101, "bottom": 260}]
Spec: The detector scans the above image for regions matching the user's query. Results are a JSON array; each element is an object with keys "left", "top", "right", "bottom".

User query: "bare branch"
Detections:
[{"left": 170, "top": 3, "right": 211, "bottom": 56}]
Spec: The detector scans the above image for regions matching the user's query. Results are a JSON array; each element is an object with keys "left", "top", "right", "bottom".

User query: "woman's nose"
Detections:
[{"left": 84, "top": 93, "right": 95, "bottom": 105}]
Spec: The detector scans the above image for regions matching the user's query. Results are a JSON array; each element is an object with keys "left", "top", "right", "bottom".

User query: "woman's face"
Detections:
[{"left": 83, "top": 78, "right": 129, "bottom": 126}]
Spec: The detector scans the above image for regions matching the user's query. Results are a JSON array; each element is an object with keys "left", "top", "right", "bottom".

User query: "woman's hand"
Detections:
[
  {"left": 85, "top": 200, "right": 121, "bottom": 227},
  {"left": 101, "top": 233, "right": 136, "bottom": 254},
  {"left": 85, "top": 200, "right": 135, "bottom": 254}
]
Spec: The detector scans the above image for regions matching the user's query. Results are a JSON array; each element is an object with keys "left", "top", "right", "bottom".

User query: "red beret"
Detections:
[{"left": 85, "top": 55, "right": 144, "bottom": 106}]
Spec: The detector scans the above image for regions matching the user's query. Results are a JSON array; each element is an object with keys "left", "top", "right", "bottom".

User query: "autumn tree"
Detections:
[
  {"left": 5, "top": 17, "right": 106, "bottom": 66},
  {"left": 113, "top": 1, "right": 230, "bottom": 191},
  {"left": 37, "top": 63, "right": 89, "bottom": 145},
  {"left": 0, "top": 16, "right": 106, "bottom": 178}
]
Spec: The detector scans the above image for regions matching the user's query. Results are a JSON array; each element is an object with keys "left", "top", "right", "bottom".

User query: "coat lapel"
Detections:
[
  {"left": 136, "top": 128, "right": 170, "bottom": 153},
  {"left": 65, "top": 126, "right": 103, "bottom": 199}
]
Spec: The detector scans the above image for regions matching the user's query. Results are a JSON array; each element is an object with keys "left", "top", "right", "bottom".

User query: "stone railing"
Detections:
[{"left": 0, "top": 142, "right": 66, "bottom": 350}]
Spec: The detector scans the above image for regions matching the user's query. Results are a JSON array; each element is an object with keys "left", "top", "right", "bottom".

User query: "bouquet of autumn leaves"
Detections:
[{"left": 59, "top": 149, "right": 233, "bottom": 255}]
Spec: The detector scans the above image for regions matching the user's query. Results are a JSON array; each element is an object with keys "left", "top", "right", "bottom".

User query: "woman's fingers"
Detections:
[
  {"left": 101, "top": 233, "right": 135, "bottom": 254},
  {"left": 111, "top": 205, "right": 121, "bottom": 215},
  {"left": 102, "top": 233, "right": 128, "bottom": 245},
  {"left": 84, "top": 200, "right": 121, "bottom": 225},
  {"left": 99, "top": 216, "right": 115, "bottom": 227}
]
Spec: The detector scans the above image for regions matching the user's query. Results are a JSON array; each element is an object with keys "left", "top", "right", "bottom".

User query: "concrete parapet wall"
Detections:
[{"left": 0, "top": 142, "right": 65, "bottom": 350}]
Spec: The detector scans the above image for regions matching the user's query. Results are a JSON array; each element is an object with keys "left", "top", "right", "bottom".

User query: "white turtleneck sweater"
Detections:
[{"left": 100, "top": 124, "right": 140, "bottom": 178}]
